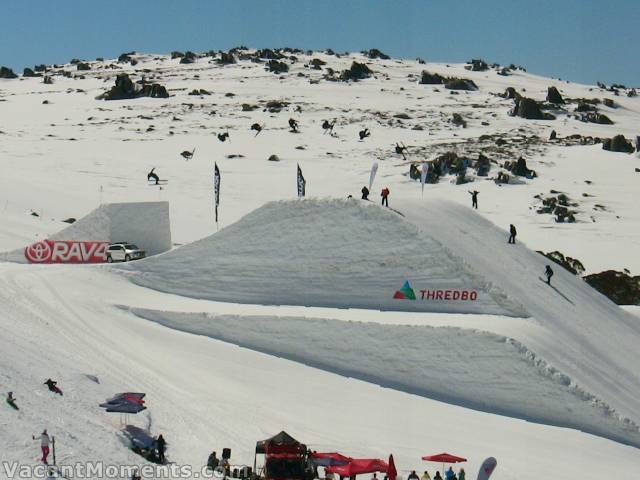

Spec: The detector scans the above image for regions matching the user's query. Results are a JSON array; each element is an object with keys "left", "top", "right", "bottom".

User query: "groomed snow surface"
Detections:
[{"left": 1, "top": 49, "right": 640, "bottom": 480}]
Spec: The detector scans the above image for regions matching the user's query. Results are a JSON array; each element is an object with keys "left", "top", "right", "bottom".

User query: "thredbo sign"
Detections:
[{"left": 24, "top": 240, "right": 109, "bottom": 264}]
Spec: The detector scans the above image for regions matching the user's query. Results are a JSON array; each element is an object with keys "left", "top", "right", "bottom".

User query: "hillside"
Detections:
[{"left": 1, "top": 48, "right": 639, "bottom": 480}]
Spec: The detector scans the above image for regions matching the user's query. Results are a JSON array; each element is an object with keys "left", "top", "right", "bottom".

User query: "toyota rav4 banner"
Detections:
[{"left": 24, "top": 240, "right": 109, "bottom": 264}]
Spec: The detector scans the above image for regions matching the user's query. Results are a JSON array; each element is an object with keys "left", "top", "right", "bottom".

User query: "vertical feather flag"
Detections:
[
  {"left": 214, "top": 163, "right": 221, "bottom": 224},
  {"left": 369, "top": 162, "right": 378, "bottom": 191},
  {"left": 420, "top": 162, "right": 429, "bottom": 196},
  {"left": 297, "top": 164, "right": 306, "bottom": 197}
]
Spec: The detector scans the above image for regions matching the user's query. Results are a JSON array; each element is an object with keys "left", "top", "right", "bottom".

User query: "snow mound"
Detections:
[
  {"left": 130, "top": 307, "right": 640, "bottom": 448},
  {"left": 123, "top": 198, "right": 524, "bottom": 316},
  {"left": 1, "top": 202, "right": 171, "bottom": 262}
]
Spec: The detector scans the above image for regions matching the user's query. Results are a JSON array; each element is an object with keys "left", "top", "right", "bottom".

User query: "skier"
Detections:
[
  {"left": 321, "top": 120, "right": 334, "bottom": 135},
  {"left": 6, "top": 392, "right": 18, "bottom": 410},
  {"left": 395, "top": 143, "right": 408, "bottom": 160},
  {"left": 361, "top": 186, "right": 370, "bottom": 200},
  {"left": 468, "top": 190, "right": 479, "bottom": 209},
  {"left": 207, "top": 451, "right": 219, "bottom": 471},
  {"left": 155, "top": 434, "right": 166, "bottom": 464},
  {"left": 457, "top": 469, "right": 465, "bottom": 480},
  {"left": 33, "top": 430, "right": 50, "bottom": 464},
  {"left": 421, "top": 472, "right": 431, "bottom": 480},
  {"left": 44, "top": 379, "right": 63, "bottom": 396},
  {"left": 544, "top": 265, "right": 554, "bottom": 285},
  {"left": 408, "top": 471, "right": 420, "bottom": 480},
  {"left": 358, "top": 128, "right": 371, "bottom": 140},
  {"left": 251, "top": 123, "right": 263, "bottom": 136},
  {"left": 445, "top": 467, "right": 455, "bottom": 480},
  {"left": 381, "top": 187, "right": 390, "bottom": 207},
  {"left": 288, "top": 118, "right": 299, "bottom": 133},
  {"left": 508, "top": 224, "right": 517, "bottom": 244},
  {"left": 147, "top": 168, "right": 160, "bottom": 185}
]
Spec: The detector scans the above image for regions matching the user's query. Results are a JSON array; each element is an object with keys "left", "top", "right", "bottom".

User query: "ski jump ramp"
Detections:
[
  {"left": 1, "top": 201, "right": 171, "bottom": 262},
  {"left": 124, "top": 198, "right": 640, "bottom": 436}
]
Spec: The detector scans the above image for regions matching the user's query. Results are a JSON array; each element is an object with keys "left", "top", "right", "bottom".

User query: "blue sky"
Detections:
[{"left": 1, "top": 0, "right": 638, "bottom": 85}]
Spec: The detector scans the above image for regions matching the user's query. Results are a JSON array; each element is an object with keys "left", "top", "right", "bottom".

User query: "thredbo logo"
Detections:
[
  {"left": 393, "top": 280, "right": 478, "bottom": 301},
  {"left": 24, "top": 240, "right": 109, "bottom": 264}
]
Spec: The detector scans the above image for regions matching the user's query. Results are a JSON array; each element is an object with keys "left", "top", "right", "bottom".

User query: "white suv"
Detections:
[{"left": 106, "top": 243, "right": 146, "bottom": 262}]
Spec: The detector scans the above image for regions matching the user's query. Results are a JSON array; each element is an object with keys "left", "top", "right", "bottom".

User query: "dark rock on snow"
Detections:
[{"left": 584, "top": 270, "right": 640, "bottom": 305}]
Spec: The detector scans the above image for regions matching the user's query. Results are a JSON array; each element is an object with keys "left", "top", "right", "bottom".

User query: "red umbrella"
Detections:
[
  {"left": 388, "top": 455, "right": 397, "bottom": 480},
  {"left": 422, "top": 453, "right": 467, "bottom": 475},
  {"left": 421, "top": 454, "right": 467, "bottom": 463}
]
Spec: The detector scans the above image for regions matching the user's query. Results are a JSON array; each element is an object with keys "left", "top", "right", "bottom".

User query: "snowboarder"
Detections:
[
  {"left": 207, "top": 451, "right": 219, "bottom": 471},
  {"left": 381, "top": 187, "right": 390, "bottom": 207},
  {"left": 251, "top": 123, "right": 263, "bottom": 136},
  {"left": 361, "top": 186, "right": 370, "bottom": 200},
  {"left": 321, "top": 120, "right": 334, "bottom": 135},
  {"left": 180, "top": 148, "right": 195, "bottom": 161},
  {"left": 508, "top": 224, "right": 517, "bottom": 244},
  {"left": 457, "top": 469, "right": 465, "bottom": 480},
  {"left": 358, "top": 128, "right": 371, "bottom": 140},
  {"left": 421, "top": 472, "right": 431, "bottom": 480},
  {"left": 468, "top": 190, "right": 479, "bottom": 209},
  {"left": 288, "top": 118, "right": 299, "bottom": 133},
  {"left": 6, "top": 391, "right": 18, "bottom": 410},
  {"left": 44, "top": 379, "right": 63, "bottom": 396},
  {"left": 408, "top": 471, "right": 420, "bottom": 480},
  {"left": 147, "top": 168, "right": 160, "bottom": 185},
  {"left": 544, "top": 265, "right": 554, "bottom": 285},
  {"left": 217, "top": 132, "right": 229, "bottom": 142},
  {"left": 155, "top": 434, "right": 166, "bottom": 464},
  {"left": 395, "top": 143, "right": 408, "bottom": 160},
  {"left": 34, "top": 430, "right": 50, "bottom": 464}
]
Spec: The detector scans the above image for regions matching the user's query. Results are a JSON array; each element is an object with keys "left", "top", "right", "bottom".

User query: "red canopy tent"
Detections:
[
  {"left": 254, "top": 432, "right": 307, "bottom": 480},
  {"left": 325, "top": 458, "right": 389, "bottom": 477}
]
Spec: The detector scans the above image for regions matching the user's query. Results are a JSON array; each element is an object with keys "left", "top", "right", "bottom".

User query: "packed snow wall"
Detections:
[
  {"left": 122, "top": 198, "right": 524, "bottom": 316},
  {"left": 1, "top": 201, "right": 171, "bottom": 262}
]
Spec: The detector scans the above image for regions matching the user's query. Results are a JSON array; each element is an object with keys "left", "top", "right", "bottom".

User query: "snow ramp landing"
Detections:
[
  {"left": 1, "top": 201, "right": 172, "bottom": 262},
  {"left": 123, "top": 199, "right": 524, "bottom": 316}
]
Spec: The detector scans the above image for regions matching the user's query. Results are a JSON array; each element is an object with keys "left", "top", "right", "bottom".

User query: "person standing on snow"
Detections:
[
  {"left": 361, "top": 186, "right": 370, "bottom": 200},
  {"left": 445, "top": 467, "right": 455, "bottom": 480},
  {"left": 408, "top": 471, "right": 420, "bottom": 480},
  {"left": 207, "top": 451, "right": 219, "bottom": 471},
  {"left": 421, "top": 472, "right": 431, "bottom": 480},
  {"left": 33, "top": 430, "right": 50, "bottom": 464},
  {"left": 155, "top": 434, "right": 166, "bottom": 464},
  {"left": 468, "top": 190, "right": 479, "bottom": 209},
  {"left": 433, "top": 472, "right": 443, "bottom": 480},
  {"left": 457, "top": 469, "right": 465, "bottom": 480},
  {"left": 544, "top": 265, "right": 554, "bottom": 285},
  {"left": 508, "top": 224, "right": 517, "bottom": 244},
  {"left": 381, "top": 187, "right": 390, "bottom": 207}
]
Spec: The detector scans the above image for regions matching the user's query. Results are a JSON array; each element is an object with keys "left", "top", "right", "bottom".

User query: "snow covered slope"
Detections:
[
  {"left": 1, "top": 264, "right": 640, "bottom": 480},
  {"left": 122, "top": 198, "right": 522, "bottom": 315},
  {"left": 1, "top": 47, "right": 640, "bottom": 479}
]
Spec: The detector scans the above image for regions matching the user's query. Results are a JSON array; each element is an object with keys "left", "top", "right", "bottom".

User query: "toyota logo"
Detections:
[{"left": 25, "top": 241, "right": 52, "bottom": 263}]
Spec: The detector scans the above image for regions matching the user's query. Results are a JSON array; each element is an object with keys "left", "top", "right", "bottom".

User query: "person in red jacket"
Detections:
[{"left": 381, "top": 187, "right": 390, "bottom": 207}]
